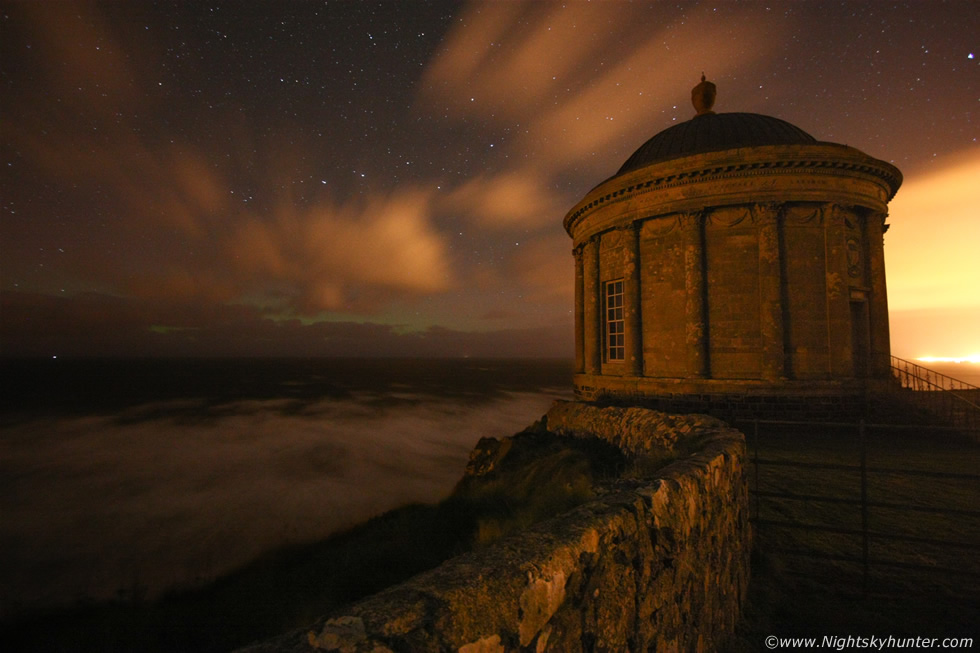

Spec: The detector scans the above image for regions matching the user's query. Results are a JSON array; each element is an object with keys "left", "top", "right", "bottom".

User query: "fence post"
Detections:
[
  {"left": 753, "top": 420, "right": 761, "bottom": 521},
  {"left": 859, "top": 419, "right": 869, "bottom": 597}
]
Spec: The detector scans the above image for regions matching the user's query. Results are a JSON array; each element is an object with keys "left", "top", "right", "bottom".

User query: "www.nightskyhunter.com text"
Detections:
[{"left": 765, "top": 635, "right": 974, "bottom": 650}]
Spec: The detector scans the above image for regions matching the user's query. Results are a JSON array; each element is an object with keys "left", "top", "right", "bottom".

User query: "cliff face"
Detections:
[{"left": 242, "top": 401, "right": 750, "bottom": 653}]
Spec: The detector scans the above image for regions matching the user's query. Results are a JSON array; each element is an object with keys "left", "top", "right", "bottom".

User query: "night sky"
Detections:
[{"left": 1, "top": 0, "right": 977, "bottom": 359}]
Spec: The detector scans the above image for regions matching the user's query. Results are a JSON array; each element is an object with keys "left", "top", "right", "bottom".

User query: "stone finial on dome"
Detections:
[{"left": 692, "top": 73, "right": 716, "bottom": 116}]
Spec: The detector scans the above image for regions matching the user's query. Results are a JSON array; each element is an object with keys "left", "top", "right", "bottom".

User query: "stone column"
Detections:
[
  {"left": 755, "top": 203, "right": 786, "bottom": 381},
  {"left": 823, "top": 203, "right": 853, "bottom": 377},
  {"left": 681, "top": 211, "right": 709, "bottom": 378},
  {"left": 573, "top": 245, "right": 585, "bottom": 374},
  {"left": 582, "top": 236, "right": 602, "bottom": 375},
  {"left": 866, "top": 212, "right": 892, "bottom": 377},
  {"left": 623, "top": 222, "right": 644, "bottom": 377}
]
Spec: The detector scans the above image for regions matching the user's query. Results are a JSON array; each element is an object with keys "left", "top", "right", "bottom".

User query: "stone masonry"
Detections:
[{"left": 240, "top": 402, "right": 751, "bottom": 653}]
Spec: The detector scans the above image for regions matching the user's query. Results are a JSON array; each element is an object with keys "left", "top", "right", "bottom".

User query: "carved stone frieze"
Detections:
[
  {"left": 821, "top": 203, "right": 848, "bottom": 228},
  {"left": 707, "top": 207, "right": 750, "bottom": 228},
  {"left": 641, "top": 215, "right": 678, "bottom": 237},
  {"left": 784, "top": 205, "right": 822, "bottom": 225},
  {"left": 563, "top": 145, "right": 902, "bottom": 238},
  {"left": 602, "top": 229, "right": 623, "bottom": 249}
]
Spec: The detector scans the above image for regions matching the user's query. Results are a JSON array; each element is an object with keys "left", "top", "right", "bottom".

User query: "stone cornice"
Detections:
[{"left": 563, "top": 144, "right": 902, "bottom": 238}]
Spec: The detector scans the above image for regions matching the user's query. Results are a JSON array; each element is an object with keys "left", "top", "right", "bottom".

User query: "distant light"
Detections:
[
  {"left": 969, "top": 53, "right": 975, "bottom": 59},
  {"left": 917, "top": 355, "right": 980, "bottom": 364},
  {"left": 52, "top": 355, "right": 58, "bottom": 359}
]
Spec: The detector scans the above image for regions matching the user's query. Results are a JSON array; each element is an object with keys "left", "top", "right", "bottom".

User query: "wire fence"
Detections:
[{"left": 744, "top": 419, "right": 980, "bottom": 600}]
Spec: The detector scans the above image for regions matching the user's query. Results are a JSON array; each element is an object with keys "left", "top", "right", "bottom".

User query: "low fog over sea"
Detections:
[{"left": 0, "top": 358, "right": 573, "bottom": 617}]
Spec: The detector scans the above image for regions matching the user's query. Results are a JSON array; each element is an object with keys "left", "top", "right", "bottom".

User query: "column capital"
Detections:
[
  {"left": 751, "top": 202, "right": 782, "bottom": 225},
  {"left": 617, "top": 220, "right": 641, "bottom": 234},
  {"left": 821, "top": 203, "right": 861, "bottom": 228},
  {"left": 867, "top": 210, "right": 889, "bottom": 231},
  {"left": 678, "top": 209, "right": 705, "bottom": 232}
]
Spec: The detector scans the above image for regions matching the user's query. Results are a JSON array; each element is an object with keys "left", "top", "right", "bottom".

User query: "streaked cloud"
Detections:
[
  {"left": 13, "top": 0, "right": 142, "bottom": 114},
  {"left": 228, "top": 189, "right": 453, "bottom": 313},
  {"left": 440, "top": 167, "right": 563, "bottom": 229},
  {"left": 507, "top": 235, "right": 573, "bottom": 304},
  {"left": 421, "top": 2, "right": 781, "bottom": 175}
]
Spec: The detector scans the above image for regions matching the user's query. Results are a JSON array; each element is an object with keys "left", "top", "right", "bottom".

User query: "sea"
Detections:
[{"left": 0, "top": 357, "right": 574, "bottom": 618}]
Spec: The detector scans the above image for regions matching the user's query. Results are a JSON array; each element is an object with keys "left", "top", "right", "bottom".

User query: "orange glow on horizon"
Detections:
[
  {"left": 916, "top": 355, "right": 980, "bottom": 364},
  {"left": 887, "top": 149, "right": 980, "bottom": 313}
]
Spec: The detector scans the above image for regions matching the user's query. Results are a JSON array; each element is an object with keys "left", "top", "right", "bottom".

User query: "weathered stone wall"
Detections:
[{"left": 240, "top": 402, "right": 750, "bottom": 653}]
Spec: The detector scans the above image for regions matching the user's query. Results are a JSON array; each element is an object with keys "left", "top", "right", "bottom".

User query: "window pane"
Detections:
[{"left": 604, "top": 279, "right": 626, "bottom": 361}]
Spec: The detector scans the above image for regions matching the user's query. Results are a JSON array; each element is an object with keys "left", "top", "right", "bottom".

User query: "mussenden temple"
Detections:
[{"left": 564, "top": 76, "right": 902, "bottom": 419}]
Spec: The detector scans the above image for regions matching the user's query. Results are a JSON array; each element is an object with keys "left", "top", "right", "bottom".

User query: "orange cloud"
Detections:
[
  {"left": 228, "top": 189, "right": 453, "bottom": 313},
  {"left": 5, "top": 108, "right": 452, "bottom": 315},
  {"left": 420, "top": 2, "right": 780, "bottom": 174},
  {"left": 441, "top": 167, "right": 564, "bottom": 229},
  {"left": 508, "top": 234, "right": 574, "bottom": 303},
  {"left": 420, "top": 2, "right": 634, "bottom": 121},
  {"left": 15, "top": 0, "right": 142, "bottom": 114}
]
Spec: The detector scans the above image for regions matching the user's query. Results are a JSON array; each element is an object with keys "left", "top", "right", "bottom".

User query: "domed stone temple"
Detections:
[{"left": 564, "top": 78, "right": 902, "bottom": 418}]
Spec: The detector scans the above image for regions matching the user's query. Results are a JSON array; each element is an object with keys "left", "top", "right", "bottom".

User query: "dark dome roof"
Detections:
[{"left": 617, "top": 112, "right": 818, "bottom": 175}]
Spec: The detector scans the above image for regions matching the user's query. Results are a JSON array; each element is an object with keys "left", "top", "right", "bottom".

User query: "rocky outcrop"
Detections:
[
  {"left": 544, "top": 399, "right": 730, "bottom": 457},
  {"left": 240, "top": 402, "right": 750, "bottom": 653}
]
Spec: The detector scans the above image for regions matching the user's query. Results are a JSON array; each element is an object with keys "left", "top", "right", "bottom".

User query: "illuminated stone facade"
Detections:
[{"left": 564, "top": 80, "right": 902, "bottom": 417}]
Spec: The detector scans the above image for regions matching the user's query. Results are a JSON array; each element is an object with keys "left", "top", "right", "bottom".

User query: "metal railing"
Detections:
[{"left": 889, "top": 356, "right": 980, "bottom": 430}]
